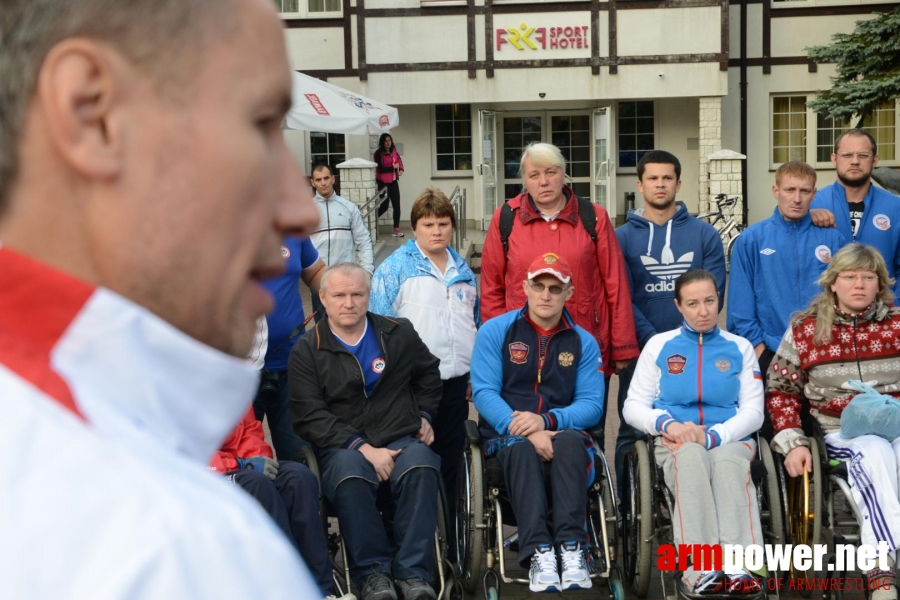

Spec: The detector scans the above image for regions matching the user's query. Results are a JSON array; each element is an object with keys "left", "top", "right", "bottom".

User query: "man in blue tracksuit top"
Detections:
[
  {"left": 471, "top": 252, "right": 604, "bottom": 593},
  {"left": 728, "top": 161, "right": 845, "bottom": 378},
  {"left": 810, "top": 128, "right": 900, "bottom": 298},
  {"left": 614, "top": 150, "right": 725, "bottom": 502}
]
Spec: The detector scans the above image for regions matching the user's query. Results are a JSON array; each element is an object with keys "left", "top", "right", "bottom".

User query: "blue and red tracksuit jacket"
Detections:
[{"left": 471, "top": 305, "right": 604, "bottom": 444}]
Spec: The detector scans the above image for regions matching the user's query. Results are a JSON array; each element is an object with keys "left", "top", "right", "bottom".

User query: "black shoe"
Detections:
[
  {"left": 395, "top": 578, "right": 436, "bottom": 600},
  {"left": 360, "top": 573, "right": 397, "bottom": 600}
]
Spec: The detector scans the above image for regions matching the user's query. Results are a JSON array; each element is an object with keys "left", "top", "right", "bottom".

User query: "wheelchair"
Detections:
[
  {"left": 455, "top": 420, "right": 625, "bottom": 600},
  {"left": 773, "top": 420, "right": 868, "bottom": 600},
  {"left": 298, "top": 446, "right": 463, "bottom": 600},
  {"left": 622, "top": 434, "right": 785, "bottom": 600}
]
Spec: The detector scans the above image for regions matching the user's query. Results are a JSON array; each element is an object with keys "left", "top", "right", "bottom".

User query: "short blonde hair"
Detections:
[{"left": 519, "top": 143, "right": 566, "bottom": 181}]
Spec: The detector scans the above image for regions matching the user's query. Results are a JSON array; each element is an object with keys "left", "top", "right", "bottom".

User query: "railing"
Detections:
[
  {"left": 448, "top": 186, "right": 467, "bottom": 252},
  {"left": 359, "top": 187, "right": 388, "bottom": 243}
]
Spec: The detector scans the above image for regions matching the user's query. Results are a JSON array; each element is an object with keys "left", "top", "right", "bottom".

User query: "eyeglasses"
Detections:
[
  {"left": 527, "top": 281, "right": 568, "bottom": 295},
  {"left": 837, "top": 273, "right": 878, "bottom": 284},
  {"left": 836, "top": 152, "right": 873, "bottom": 161}
]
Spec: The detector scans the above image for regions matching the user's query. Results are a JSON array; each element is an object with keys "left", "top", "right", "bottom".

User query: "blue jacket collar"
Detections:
[
  {"left": 399, "top": 238, "right": 477, "bottom": 286},
  {"left": 771, "top": 206, "right": 813, "bottom": 231}
]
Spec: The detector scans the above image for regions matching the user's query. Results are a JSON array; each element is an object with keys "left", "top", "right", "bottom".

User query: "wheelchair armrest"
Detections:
[
  {"left": 586, "top": 424, "right": 605, "bottom": 443},
  {"left": 464, "top": 419, "right": 481, "bottom": 444}
]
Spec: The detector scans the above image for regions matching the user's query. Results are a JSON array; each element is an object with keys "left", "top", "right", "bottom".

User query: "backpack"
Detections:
[{"left": 499, "top": 194, "right": 598, "bottom": 255}]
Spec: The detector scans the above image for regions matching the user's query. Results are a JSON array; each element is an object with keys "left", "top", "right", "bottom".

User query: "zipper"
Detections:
[
  {"left": 697, "top": 331, "right": 705, "bottom": 424},
  {"left": 852, "top": 317, "right": 863, "bottom": 380}
]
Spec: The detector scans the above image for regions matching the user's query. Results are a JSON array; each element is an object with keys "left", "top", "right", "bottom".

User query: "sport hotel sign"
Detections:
[{"left": 494, "top": 13, "right": 592, "bottom": 60}]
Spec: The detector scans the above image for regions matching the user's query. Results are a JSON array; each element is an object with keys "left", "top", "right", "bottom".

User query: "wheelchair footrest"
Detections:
[{"left": 676, "top": 576, "right": 767, "bottom": 600}]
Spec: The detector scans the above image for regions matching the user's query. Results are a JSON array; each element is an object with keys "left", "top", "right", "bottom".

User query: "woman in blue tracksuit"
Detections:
[{"left": 623, "top": 269, "right": 765, "bottom": 596}]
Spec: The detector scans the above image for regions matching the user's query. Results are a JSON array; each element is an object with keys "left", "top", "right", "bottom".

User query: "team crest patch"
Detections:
[
  {"left": 815, "top": 245, "right": 832, "bottom": 263},
  {"left": 280, "top": 246, "right": 291, "bottom": 258},
  {"left": 543, "top": 253, "right": 559, "bottom": 264},
  {"left": 509, "top": 342, "right": 529, "bottom": 364},
  {"left": 371, "top": 357, "right": 386, "bottom": 373},
  {"left": 666, "top": 354, "right": 687, "bottom": 375},
  {"left": 558, "top": 352, "right": 574, "bottom": 367},
  {"left": 873, "top": 214, "right": 891, "bottom": 231},
  {"left": 715, "top": 359, "right": 731, "bottom": 372}
]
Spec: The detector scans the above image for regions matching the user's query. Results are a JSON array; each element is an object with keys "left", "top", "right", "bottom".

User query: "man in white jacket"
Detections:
[
  {"left": 311, "top": 164, "right": 375, "bottom": 322},
  {"left": 0, "top": 0, "right": 324, "bottom": 597}
]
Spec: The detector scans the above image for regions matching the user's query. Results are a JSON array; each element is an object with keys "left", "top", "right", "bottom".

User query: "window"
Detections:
[
  {"left": 772, "top": 95, "right": 898, "bottom": 167},
  {"left": 434, "top": 104, "right": 473, "bottom": 173},
  {"left": 772, "top": 96, "right": 807, "bottom": 164},
  {"left": 618, "top": 101, "right": 655, "bottom": 170},
  {"left": 309, "top": 132, "right": 346, "bottom": 179},
  {"left": 275, "top": 0, "right": 341, "bottom": 18},
  {"left": 862, "top": 102, "right": 896, "bottom": 161},
  {"left": 816, "top": 113, "right": 850, "bottom": 164}
]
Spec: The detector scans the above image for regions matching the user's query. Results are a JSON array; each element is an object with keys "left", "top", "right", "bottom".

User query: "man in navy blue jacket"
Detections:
[
  {"left": 614, "top": 150, "right": 725, "bottom": 502},
  {"left": 471, "top": 252, "right": 604, "bottom": 594},
  {"left": 728, "top": 161, "right": 845, "bottom": 378}
]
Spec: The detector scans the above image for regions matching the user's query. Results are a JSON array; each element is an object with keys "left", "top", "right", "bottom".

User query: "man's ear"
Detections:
[{"left": 36, "top": 38, "right": 126, "bottom": 180}]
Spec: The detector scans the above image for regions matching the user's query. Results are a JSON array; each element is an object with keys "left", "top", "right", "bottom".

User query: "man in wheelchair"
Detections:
[
  {"left": 289, "top": 263, "right": 444, "bottom": 600},
  {"left": 766, "top": 244, "right": 900, "bottom": 600},
  {"left": 470, "top": 252, "right": 604, "bottom": 593},
  {"left": 623, "top": 269, "right": 765, "bottom": 596}
]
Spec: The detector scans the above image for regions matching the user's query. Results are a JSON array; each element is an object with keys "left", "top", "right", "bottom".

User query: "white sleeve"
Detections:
[
  {"left": 245, "top": 317, "right": 268, "bottom": 370},
  {"left": 708, "top": 337, "right": 765, "bottom": 445},
  {"left": 623, "top": 335, "right": 673, "bottom": 436}
]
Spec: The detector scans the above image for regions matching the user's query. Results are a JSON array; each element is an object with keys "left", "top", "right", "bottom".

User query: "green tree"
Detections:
[{"left": 806, "top": 7, "right": 900, "bottom": 124}]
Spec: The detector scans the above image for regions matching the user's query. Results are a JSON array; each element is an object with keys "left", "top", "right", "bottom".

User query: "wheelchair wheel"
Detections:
[
  {"left": 609, "top": 576, "right": 626, "bottom": 600},
  {"left": 297, "top": 445, "right": 328, "bottom": 532},
  {"left": 787, "top": 437, "right": 822, "bottom": 597},
  {"left": 759, "top": 438, "right": 785, "bottom": 545},
  {"left": 623, "top": 440, "right": 653, "bottom": 598},
  {"left": 456, "top": 442, "right": 484, "bottom": 594}
]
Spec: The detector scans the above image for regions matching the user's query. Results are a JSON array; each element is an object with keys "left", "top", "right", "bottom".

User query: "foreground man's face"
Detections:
[{"left": 111, "top": 0, "right": 317, "bottom": 356}]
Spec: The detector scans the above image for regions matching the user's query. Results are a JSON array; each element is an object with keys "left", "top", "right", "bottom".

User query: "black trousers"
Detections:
[
  {"left": 231, "top": 462, "right": 332, "bottom": 595},
  {"left": 432, "top": 375, "right": 469, "bottom": 518},
  {"left": 496, "top": 430, "right": 590, "bottom": 566},
  {"left": 377, "top": 180, "right": 401, "bottom": 228}
]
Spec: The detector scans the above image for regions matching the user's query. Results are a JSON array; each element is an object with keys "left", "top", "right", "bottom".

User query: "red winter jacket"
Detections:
[
  {"left": 480, "top": 188, "right": 639, "bottom": 376},
  {"left": 209, "top": 408, "right": 274, "bottom": 473}
]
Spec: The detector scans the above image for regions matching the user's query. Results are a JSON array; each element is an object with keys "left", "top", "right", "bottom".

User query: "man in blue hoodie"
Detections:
[
  {"left": 727, "top": 161, "right": 845, "bottom": 379},
  {"left": 614, "top": 150, "right": 726, "bottom": 501},
  {"left": 809, "top": 128, "right": 900, "bottom": 298}
]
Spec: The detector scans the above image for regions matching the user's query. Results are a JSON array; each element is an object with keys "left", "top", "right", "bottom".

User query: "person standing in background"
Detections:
[{"left": 375, "top": 133, "right": 405, "bottom": 238}]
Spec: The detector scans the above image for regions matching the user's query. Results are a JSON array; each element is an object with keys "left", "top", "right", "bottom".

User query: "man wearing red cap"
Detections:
[{"left": 471, "top": 252, "right": 605, "bottom": 593}]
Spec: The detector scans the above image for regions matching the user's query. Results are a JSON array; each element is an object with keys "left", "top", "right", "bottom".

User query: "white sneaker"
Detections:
[
  {"left": 529, "top": 544, "right": 561, "bottom": 593},
  {"left": 559, "top": 541, "right": 592, "bottom": 591},
  {"left": 325, "top": 594, "right": 357, "bottom": 600}
]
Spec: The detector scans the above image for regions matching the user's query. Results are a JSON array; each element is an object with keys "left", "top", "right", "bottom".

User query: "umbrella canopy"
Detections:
[{"left": 284, "top": 71, "right": 399, "bottom": 135}]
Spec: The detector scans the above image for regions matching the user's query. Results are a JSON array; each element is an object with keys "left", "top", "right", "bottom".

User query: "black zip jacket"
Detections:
[{"left": 289, "top": 312, "right": 442, "bottom": 450}]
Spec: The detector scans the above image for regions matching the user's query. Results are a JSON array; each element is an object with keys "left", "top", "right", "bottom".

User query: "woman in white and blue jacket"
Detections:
[
  {"left": 370, "top": 188, "right": 480, "bottom": 504},
  {"left": 623, "top": 269, "right": 765, "bottom": 596}
]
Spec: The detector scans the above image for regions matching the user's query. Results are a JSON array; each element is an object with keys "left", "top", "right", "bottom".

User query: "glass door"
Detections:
[
  {"left": 550, "top": 114, "right": 592, "bottom": 199},
  {"left": 501, "top": 115, "right": 543, "bottom": 200},
  {"left": 592, "top": 107, "right": 616, "bottom": 219},
  {"left": 478, "top": 110, "right": 498, "bottom": 229}
]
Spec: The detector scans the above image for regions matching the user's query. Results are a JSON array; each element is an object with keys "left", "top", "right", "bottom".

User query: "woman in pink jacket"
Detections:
[{"left": 374, "top": 133, "right": 405, "bottom": 237}]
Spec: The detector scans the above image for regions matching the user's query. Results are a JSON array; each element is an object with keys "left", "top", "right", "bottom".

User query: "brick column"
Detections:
[
  {"left": 707, "top": 149, "right": 746, "bottom": 227},
  {"left": 699, "top": 97, "right": 723, "bottom": 212},
  {"left": 337, "top": 158, "right": 378, "bottom": 239}
]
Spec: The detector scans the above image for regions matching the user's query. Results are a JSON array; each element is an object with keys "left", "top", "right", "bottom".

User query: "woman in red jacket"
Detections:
[
  {"left": 374, "top": 133, "right": 405, "bottom": 237},
  {"left": 480, "top": 142, "right": 639, "bottom": 425}
]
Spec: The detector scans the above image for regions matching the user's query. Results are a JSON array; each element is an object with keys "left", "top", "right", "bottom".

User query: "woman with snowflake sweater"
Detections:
[{"left": 767, "top": 243, "right": 900, "bottom": 600}]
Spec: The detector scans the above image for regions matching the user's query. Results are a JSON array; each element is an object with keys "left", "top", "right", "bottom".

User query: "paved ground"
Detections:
[{"left": 287, "top": 227, "right": 868, "bottom": 599}]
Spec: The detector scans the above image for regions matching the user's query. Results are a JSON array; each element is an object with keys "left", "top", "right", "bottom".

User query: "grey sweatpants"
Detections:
[{"left": 654, "top": 438, "right": 763, "bottom": 554}]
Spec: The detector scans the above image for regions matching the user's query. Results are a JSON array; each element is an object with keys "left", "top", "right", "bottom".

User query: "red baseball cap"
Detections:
[{"left": 526, "top": 252, "right": 572, "bottom": 284}]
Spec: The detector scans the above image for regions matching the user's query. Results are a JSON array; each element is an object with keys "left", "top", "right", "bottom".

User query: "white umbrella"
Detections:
[{"left": 284, "top": 71, "right": 399, "bottom": 135}]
